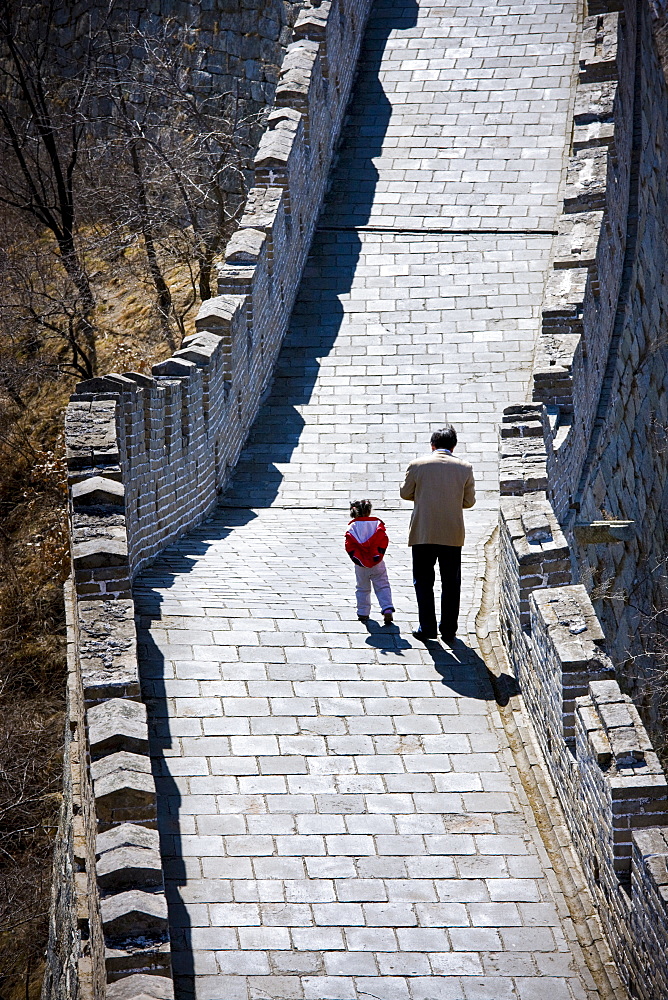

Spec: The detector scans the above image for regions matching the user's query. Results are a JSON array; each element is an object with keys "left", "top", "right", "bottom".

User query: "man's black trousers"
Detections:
[{"left": 411, "top": 544, "right": 462, "bottom": 638}]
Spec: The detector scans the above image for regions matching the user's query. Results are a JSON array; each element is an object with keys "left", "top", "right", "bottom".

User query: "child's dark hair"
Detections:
[{"left": 350, "top": 499, "right": 372, "bottom": 518}]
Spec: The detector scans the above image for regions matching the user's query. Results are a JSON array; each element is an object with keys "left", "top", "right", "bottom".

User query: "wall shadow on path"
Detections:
[
  {"left": 221, "top": 0, "right": 420, "bottom": 509},
  {"left": 134, "top": 511, "right": 258, "bottom": 1000},
  {"left": 137, "top": 2, "right": 421, "bottom": 993}
]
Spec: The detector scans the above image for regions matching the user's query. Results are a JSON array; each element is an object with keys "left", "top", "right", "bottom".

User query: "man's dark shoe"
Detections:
[
  {"left": 440, "top": 632, "right": 456, "bottom": 644},
  {"left": 413, "top": 629, "right": 437, "bottom": 642}
]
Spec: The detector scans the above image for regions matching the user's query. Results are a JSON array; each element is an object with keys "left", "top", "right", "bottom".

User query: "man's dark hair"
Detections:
[
  {"left": 431, "top": 425, "right": 457, "bottom": 451},
  {"left": 350, "top": 499, "right": 372, "bottom": 518}
]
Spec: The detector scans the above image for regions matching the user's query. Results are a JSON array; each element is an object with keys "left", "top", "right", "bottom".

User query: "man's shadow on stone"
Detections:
[
  {"left": 221, "top": 0, "right": 420, "bottom": 509},
  {"left": 371, "top": 623, "right": 521, "bottom": 703},
  {"left": 410, "top": 634, "right": 498, "bottom": 701}
]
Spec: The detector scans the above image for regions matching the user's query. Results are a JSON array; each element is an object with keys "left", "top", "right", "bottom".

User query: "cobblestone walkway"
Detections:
[{"left": 135, "top": 1, "right": 597, "bottom": 997}]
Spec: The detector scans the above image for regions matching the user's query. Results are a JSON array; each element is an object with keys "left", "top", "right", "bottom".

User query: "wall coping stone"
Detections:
[
  {"left": 105, "top": 973, "right": 174, "bottom": 1000},
  {"left": 97, "top": 824, "right": 161, "bottom": 857}
]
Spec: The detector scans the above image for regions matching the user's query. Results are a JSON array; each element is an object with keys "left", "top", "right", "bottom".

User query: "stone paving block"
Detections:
[
  {"left": 184, "top": 975, "right": 246, "bottom": 1000},
  {"left": 450, "top": 927, "right": 503, "bottom": 953},
  {"left": 409, "top": 979, "right": 466, "bottom": 1000},
  {"left": 514, "top": 977, "right": 574, "bottom": 1000},
  {"left": 459, "top": 977, "right": 516, "bottom": 1000},
  {"left": 499, "top": 926, "right": 557, "bottom": 952}
]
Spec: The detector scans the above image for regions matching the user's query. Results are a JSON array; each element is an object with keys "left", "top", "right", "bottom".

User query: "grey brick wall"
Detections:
[
  {"left": 44, "top": 0, "right": 298, "bottom": 199},
  {"left": 574, "top": 1, "right": 668, "bottom": 721},
  {"left": 497, "top": 2, "right": 668, "bottom": 996},
  {"left": 539, "top": 3, "right": 635, "bottom": 525}
]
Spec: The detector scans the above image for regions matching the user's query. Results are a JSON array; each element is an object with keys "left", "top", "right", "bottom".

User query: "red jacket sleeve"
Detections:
[
  {"left": 373, "top": 522, "right": 389, "bottom": 561},
  {"left": 345, "top": 531, "right": 362, "bottom": 564}
]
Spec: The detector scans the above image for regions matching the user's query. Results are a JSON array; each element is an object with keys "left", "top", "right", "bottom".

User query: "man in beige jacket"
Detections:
[{"left": 400, "top": 425, "right": 476, "bottom": 642}]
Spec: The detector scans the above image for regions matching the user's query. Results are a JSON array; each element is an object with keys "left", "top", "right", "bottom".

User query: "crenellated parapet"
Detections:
[
  {"left": 496, "top": 2, "right": 668, "bottom": 995},
  {"left": 46, "top": 1, "right": 374, "bottom": 996},
  {"left": 535, "top": 3, "right": 634, "bottom": 524}
]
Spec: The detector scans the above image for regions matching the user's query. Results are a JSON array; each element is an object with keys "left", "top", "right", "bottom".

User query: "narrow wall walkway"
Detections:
[{"left": 135, "top": 2, "right": 596, "bottom": 998}]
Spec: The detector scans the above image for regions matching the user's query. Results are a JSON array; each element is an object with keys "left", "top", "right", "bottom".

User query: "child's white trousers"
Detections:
[{"left": 355, "top": 561, "right": 394, "bottom": 616}]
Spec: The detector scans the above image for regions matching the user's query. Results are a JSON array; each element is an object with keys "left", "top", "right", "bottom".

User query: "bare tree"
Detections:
[
  {"left": 0, "top": 0, "right": 102, "bottom": 373},
  {"left": 86, "top": 20, "right": 257, "bottom": 339},
  {"left": 0, "top": 10, "right": 265, "bottom": 994},
  {"left": 0, "top": 239, "right": 97, "bottom": 382}
]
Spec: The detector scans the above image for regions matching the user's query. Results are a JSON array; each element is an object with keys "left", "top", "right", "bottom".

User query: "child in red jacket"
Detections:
[{"left": 345, "top": 499, "right": 395, "bottom": 625}]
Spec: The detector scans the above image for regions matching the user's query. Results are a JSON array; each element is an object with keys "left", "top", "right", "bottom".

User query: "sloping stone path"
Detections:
[{"left": 134, "top": 1, "right": 607, "bottom": 997}]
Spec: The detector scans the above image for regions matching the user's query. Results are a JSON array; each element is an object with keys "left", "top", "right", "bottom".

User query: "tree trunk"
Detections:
[
  {"left": 58, "top": 242, "right": 97, "bottom": 376},
  {"left": 129, "top": 140, "right": 176, "bottom": 350}
]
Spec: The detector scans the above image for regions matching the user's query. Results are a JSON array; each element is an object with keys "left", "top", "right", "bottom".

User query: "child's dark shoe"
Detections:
[
  {"left": 383, "top": 612, "right": 394, "bottom": 626},
  {"left": 358, "top": 614, "right": 369, "bottom": 623}
]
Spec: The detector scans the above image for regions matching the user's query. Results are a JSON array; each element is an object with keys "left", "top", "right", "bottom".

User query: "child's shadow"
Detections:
[{"left": 362, "top": 619, "right": 413, "bottom": 655}]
